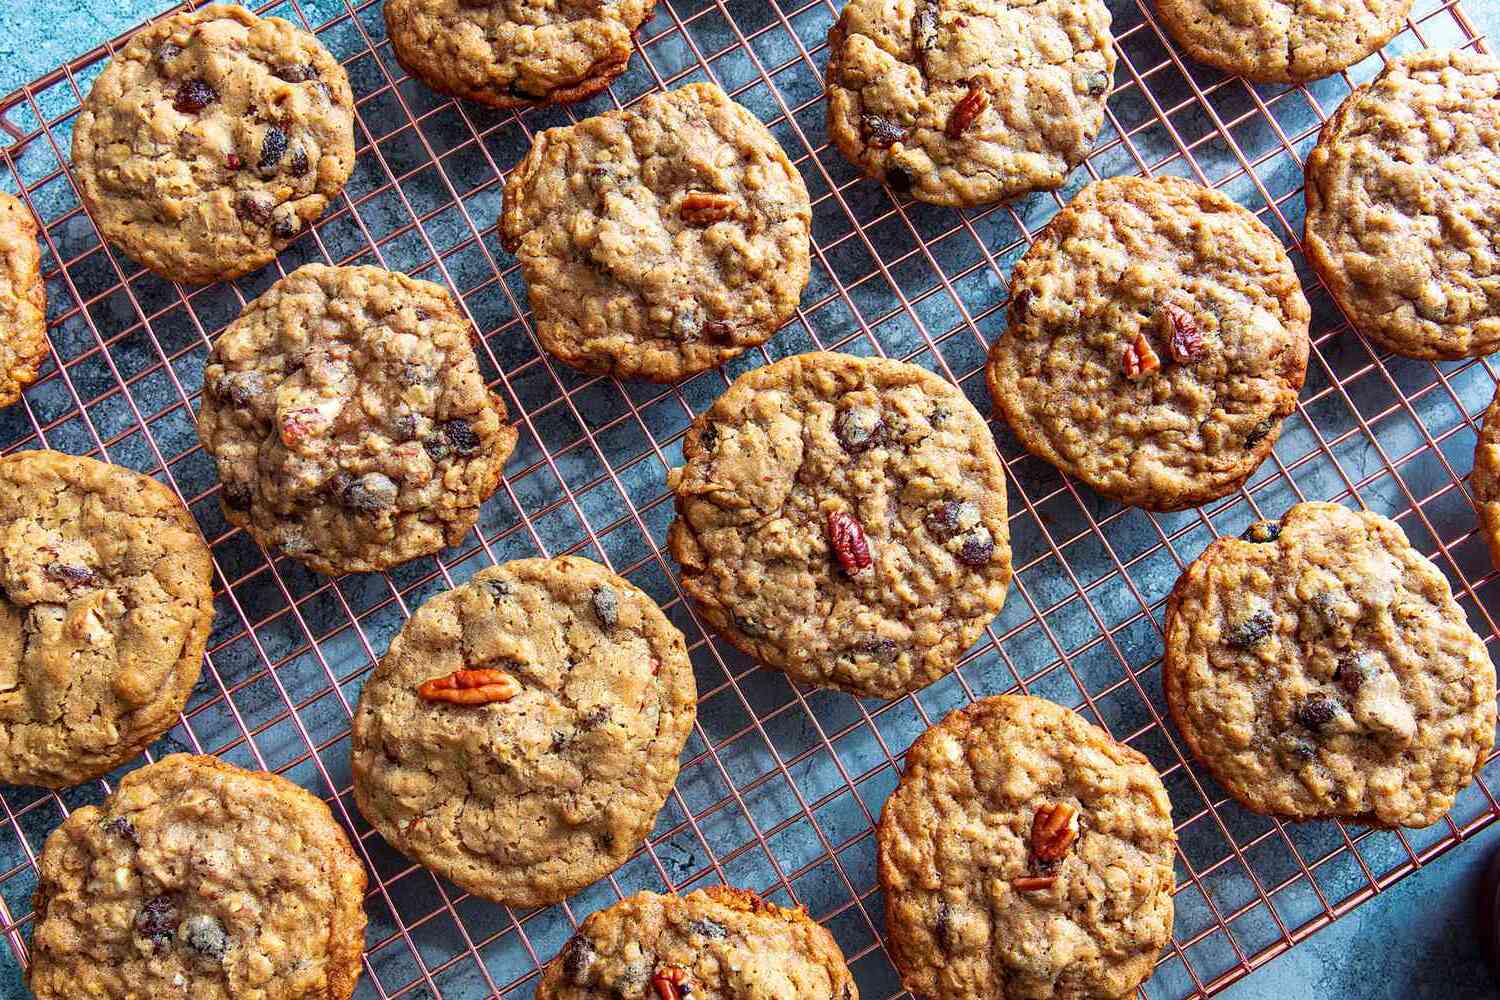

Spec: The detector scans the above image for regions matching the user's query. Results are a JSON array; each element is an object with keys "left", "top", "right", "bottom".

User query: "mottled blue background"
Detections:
[{"left": 1, "top": 1, "right": 1498, "bottom": 999}]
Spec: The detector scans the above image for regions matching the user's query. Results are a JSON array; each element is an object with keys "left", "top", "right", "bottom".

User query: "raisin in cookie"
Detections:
[
  {"left": 878, "top": 695, "right": 1176, "bottom": 1000},
  {"left": 351, "top": 556, "right": 695, "bottom": 906},
  {"left": 27, "top": 754, "right": 367, "bottom": 1000},
  {"left": 386, "top": 0, "right": 657, "bottom": 109},
  {"left": 0, "top": 193, "right": 48, "bottom": 407},
  {"left": 1164, "top": 502, "right": 1496, "bottom": 827},
  {"left": 198, "top": 264, "right": 517, "bottom": 576},
  {"left": 986, "top": 175, "right": 1310, "bottom": 511},
  {"left": 71, "top": 4, "right": 356, "bottom": 284},
  {"left": 668, "top": 352, "right": 1011, "bottom": 700},
  {"left": 500, "top": 83, "right": 812, "bottom": 383},
  {"left": 0, "top": 451, "right": 214, "bottom": 788},
  {"left": 1156, "top": 0, "right": 1411, "bottom": 83},
  {"left": 1305, "top": 49, "right": 1500, "bottom": 360},
  {"left": 825, "top": 0, "right": 1115, "bottom": 207},
  {"left": 1471, "top": 384, "right": 1500, "bottom": 573},
  {"left": 538, "top": 886, "right": 858, "bottom": 999}
]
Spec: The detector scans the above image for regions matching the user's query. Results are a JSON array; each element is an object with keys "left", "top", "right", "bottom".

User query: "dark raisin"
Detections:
[
  {"left": 45, "top": 563, "right": 98, "bottom": 587},
  {"left": 1336, "top": 654, "right": 1375, "bottom": 694},
  {"left": 173, "top": 79, "right": 217, "bottom": 113},
  {"left": 271, "top": 213, "right": 301, "bottom": 240},
  {"left": 482, "top": 578, "right": 512, "bottom": 600},
  {"left": 226, "top": 152, "right": 241, "bottom": 170},
  {"left": 442, "top": 420, "right": 482, "bottom": 457},
  {"left": 154, "top": 43, "right": 183, "bottom": 67},
  {"left": 1241, "top": 520, "right": 1280, "bottom": 543},
  {"left": 394, "top": 413, "right": 420, "bottom": 441},
  {"left": 212, "top": 370, "right": 264, "bottom": 406},
  {"left": 550, "top": 730, "right": 573, "bottom": 753},
  {"left": 235, "top": 193, "right": 273, "bottom": 227},
  {"left": 854, "top": 636, "right": 898, "bottom": 662},
  {"left": 885, "top": 166, "right": 914, "bottom": 192},
  {"left": 1277, "top": 734, "right": 1317, "bottom": 763},
  {"left": 733, "top": 612, "right": 767, "bottom": 639},
  {"left": 703, "top": 319, "right": 734, "bottom": 341},
  {"left": 135, "top": 896, "right": 179, "bottom": 951},
  {"left": 926, "top": 499, "right": 974, "bottom": 541},
  {"left": 1225, "top": 608, "right": 1274, "bottom": 649},
  {"left": 423, "top": 434, "right": 453, "bottom": 463},
  {"left": 957, "top": 530, "right": 995, "bottom": 566},
  {"left": 221, "top": 482, "right": 252, "bottom": 509},
  {"left": 181, "top": 914, "right": 228, "bottom": 961},
  {"left": 562, "top": 935, "right": 596, "bottom": 984},
  {"left": 1245, "top": 418, "right": 1274, "bottom": 446},
  {"left": 1084, "top": 70, "right": 1111, "bottom": 95},
  {"left": 273, "top": 64, "right": 318, "bottom": 82},
  {"left": 687, "top": 918, "right": 727, "bottom": 940},
  {"left": 835, "top": 406, "right": 883, "bottom": 452},
  {"left": 861, "top": 113, "right": 909, "bottom": 149},
  {"left": 592, "top": 587, "right": 619, "bottom": 630},
  {"left": 1296, "top": 696, "right": 1340, "bottom": 731},
  {"left": 341, "top": 473, "right": 398, "bottom": 512},
  {"left": 696, "top": 424, "right": 719, "bottom": 453},
  {"left": 1010, "top": 288, "right": 1032, "bottom": 319},
  {"left": 935, "top": 902, "right": 953, "bottom": 951},
  {"left": 289, "top": 146, "right": 309, "bottom": 176},
  {"left": 257, "top": 126, "right": 288, "bottom": 173},
  {"left": 580, "top": 705, "right": 611, "bottom": 729},
  {"left": 105, "top": 816, "right": 138, "bottom": 844}
]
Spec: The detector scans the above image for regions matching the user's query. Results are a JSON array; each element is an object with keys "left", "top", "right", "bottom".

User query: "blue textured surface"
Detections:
[{"left": 2, "top": 2, "right": 1499, "bottom": 1000}]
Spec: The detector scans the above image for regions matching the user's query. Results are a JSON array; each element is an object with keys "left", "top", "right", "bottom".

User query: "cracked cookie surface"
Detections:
[
  {"left": 71, "top": 4, "right": 356, "bottom": 284},
  {"left": 386, "top": 0, "right": 656, "bottom": 109},
  {"left": 668, "top": 352, "right": 1011, "bottom": 700},
  {"left": 878, "top": 695, "right": 1175, "bottom": 1000},
  {"left": 0, "top": 193, "right": 48, "bottom": 407},
  {"left": 500, "top": 83, "right": 811, "bottom": 382},
  {"left": 986, "top": 175, "right": 1309, "bottom": 511},
  {"left": 1164, "top": 502, "right": 1496, "bottom": 827},
  {"left": 1156, "top": 0, "right": 1411, "bottom": 83},
  {"left": 537, "top": 886, "right": 858, "bottom": 1000},
  {"left": 27, "top": 754, "right": 367, "bottom": 1000},
  {"left": 1304, "top": 49, "right": 1500, "bottom": 360},
  {"left": 0, "top": 451, "right": 213, "bottom": 788},
  {"left": 825, "top": 0, "right": 1115, "bottom": 207},
  {"left": 197, "top": 264, "right": 517, "bottom": 577},
  {"left": 350, "top": 556, "right": 695, "bottom": 906}
]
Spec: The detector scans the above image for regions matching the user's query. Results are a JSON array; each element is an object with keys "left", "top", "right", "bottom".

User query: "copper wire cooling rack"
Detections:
[{"left": 0, "top": 0, "right": 1496, "bottom": 996}]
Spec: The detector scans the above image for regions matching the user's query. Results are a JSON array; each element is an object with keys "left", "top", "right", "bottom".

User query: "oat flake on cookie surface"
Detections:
[
  {"left": 1304, "top": 48, "right": 1500, "bottom": 360},
  {"left": 71, "top": 4, "right": 356, "bottom": 285},
  {"left": 668, "top": 351, "right": 1011, "bottom": 700},
  {"left": 878, "top": 695, "right": 1176, "bottom": 1000},
  {"left": 1164, "top": 502, "right": 1496, "bottom": 827}
]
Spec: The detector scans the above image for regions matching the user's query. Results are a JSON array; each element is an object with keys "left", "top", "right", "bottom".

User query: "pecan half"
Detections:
[
  {"left": 680, "top": 191, "right": 737, "bottom": 226},
  {"left": 860, "top": 113, "right": 909, "bottom": 149},
  {"left": 652, "top": 966, "right": 691, "bottom": 1000},
  {"left": 1160, "top": 304, "right": 1205, "bottom": 363},
  {"left": 827, "top": 510, "right": 873, "bottom": 576},
  {"left": 418, "top": 668, "right": 521, "bottom": 705},
  {"left": 1122, "top": 333, "right": 1160, "bottom": 380},
  {"left": 1030, "top": 802, "right": 1080, "bottom": 862},
  {"left": 945, "top": 81, "right": 989, "bottom": 139},
  {"left": 1012, "top": 875, "right": 1057, "bottom": 891}
]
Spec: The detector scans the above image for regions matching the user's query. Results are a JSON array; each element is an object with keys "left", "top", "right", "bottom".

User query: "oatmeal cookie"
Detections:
[
  {"left": 986, "top": 175, "right": 1310, "bottom": 511},
  {"left": 1164, "top": 502, "right": 1496, "bottom": 827},
  {"left": 197, "top": 264, "right": 517, "bottom": 576},
  {"left": 878, "top": 695, "right": 1176, "bottom": 1000},
  {"left": 825, "top": 0, "right": 1115, "bottom": 207},
  {"left": 1472, "top": 384, "right": 1500, "bottom": 573},
  {"left": 0, "top": 451, "right": 214, "bottom": 788},
  {"left": 0, "top": 193, "right": 47, "bottom": 407},
  {"left": 27, "top": 754, "right": 367, "bottom": 1000},
  {"left": 668, "top": 352, "right": 1011, "bottom": 699},
  {"left": 351, "top": 556, "right": 695, "bottom": 906},
  {"left": 1156, "top": 0, "right": 1411, "bottom": 83},
  {"left": 500, "top": 83, "right": 812, "bottom": 382},
  {"left": 536, "top": 886, "right": 858, "bottom": 999},
  {"left": 71, "top": 4, "right": 356, "bottom": 284},
  {"left": 386, "top": 0, "right": 657, "bottom": 109},
  {"left": 1304, "top": 49, "right": 1500, "bottom": 360}
]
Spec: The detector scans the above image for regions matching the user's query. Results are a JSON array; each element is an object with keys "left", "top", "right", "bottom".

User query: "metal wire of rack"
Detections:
[{"left": 0, "top": 0, "right": 1495, "bottom": 996}]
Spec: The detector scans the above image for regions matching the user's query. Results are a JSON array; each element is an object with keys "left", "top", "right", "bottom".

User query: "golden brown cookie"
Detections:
[
  {"left": 0, "top": 192, "right": 47, "bottom": 407},
  {"left": 0, "top": 450, "right": 214, "bottom": 788},
  {"left": 27, "top": 754, "right": 367, "bottom": 1000}
]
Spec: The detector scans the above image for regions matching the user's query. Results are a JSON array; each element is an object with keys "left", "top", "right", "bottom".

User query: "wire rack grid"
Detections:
[{"left": 0, "top": 0, "right": 1495, "bottom": 997}]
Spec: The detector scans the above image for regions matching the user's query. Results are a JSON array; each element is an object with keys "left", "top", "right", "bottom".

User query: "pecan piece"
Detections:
[
  {"left": 945, "top": 81, "right": 989, "bottom": 139},
  {"left": 680, "top": 191, "right": 737, "bottom": 226},
  {"left": 418, "top": 668, "right": 522, "bottom": 705},
  {"left": 1122, "top": 333, "right": 1160, "bottom": 380},
  {"left": 1012, "top": 875, "right": 1057, "bottom": 891},
  {"left": 827, "top": 510, "right": 873, "bottom": 576},
  {"left": 1030, "top": 802, "right": 1080, "bottom": 862},
  {"left": 860, "top": 113, "right": 909, "bottom": 149},
  {"left": 1159, "top": 304, "right": 1205, "bottom": 363},
  {"left": 653, "top": 966, "right": 691, "bottom": 1000}
]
